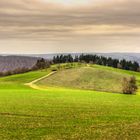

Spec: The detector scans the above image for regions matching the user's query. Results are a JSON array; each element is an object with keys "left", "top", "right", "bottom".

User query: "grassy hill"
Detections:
[
  {"left": 37, "top": 66, "right": 130, "bottom": 93},
  {"left": 0, "top": 64, "right": 140, "bottom": 139}
]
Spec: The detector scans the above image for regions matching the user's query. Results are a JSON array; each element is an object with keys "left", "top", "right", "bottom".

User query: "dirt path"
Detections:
[{"left": 25, "top": 71, "right": 56, "bottom": 90}]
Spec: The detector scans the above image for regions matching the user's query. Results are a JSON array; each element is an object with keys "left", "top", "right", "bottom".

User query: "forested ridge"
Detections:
[{"left": 53, "top": 54, "right": 140, "bottom": 72}]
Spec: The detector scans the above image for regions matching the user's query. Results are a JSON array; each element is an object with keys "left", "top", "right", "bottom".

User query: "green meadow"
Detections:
[{"left": 1, "top": 64, "right": 140, "bottom": 139}]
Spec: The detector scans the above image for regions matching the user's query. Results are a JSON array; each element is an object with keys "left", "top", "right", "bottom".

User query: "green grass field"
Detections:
[{"left": 1, "top": 64, "right": 140, "bottom": 139}]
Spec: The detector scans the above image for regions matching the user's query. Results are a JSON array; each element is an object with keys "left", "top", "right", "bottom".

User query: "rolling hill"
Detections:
[{"left": 0, "top": 63, "right": 140, "bottom": 139}]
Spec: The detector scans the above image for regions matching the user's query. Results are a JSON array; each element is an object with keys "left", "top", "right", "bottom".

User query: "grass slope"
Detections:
[
  {"left": 0, "top": 64, "right": 140, "bottom": 139},
  {"left": 37, "top": 66, "right": 130, "bottom": 93}
]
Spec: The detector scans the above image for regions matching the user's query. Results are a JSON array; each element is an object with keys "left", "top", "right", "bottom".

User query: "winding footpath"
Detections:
[{"left": 25, "top": 71, "right": 56, "bottom": 90}]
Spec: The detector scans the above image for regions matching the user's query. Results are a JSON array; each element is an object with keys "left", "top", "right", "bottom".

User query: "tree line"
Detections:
[{"left": 53, "top": 54, "right": 140, "bottom": 72}]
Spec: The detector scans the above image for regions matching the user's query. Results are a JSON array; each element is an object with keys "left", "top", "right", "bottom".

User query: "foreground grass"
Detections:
[{"left": 0, "top": 64, "right": 140, "bottom": 139}]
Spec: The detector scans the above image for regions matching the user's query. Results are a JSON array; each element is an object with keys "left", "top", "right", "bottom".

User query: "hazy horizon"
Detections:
[
  {"left": 0, "top": 0, "right": 140, "bottom": 53},
  {"left": 1, "top": 52, "right": 140, "bottom": 55}
]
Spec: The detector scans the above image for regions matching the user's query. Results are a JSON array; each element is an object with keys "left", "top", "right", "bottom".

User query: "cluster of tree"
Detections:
[
  {"left": 53, "top": 54, "right": 140, "bottom": 72},
  {"left": 53, "top": 54, "right": 74, "bottom": 64},
  {"left": 122, "top": 76, "right": 137, "bottom": 94},
  {"left": 33, "top": 58, "right": 51, "bottom": 70}
]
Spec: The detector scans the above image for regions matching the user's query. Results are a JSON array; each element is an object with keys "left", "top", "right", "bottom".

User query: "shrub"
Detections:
[{"left": 122, "top": 76, "right": 137, "bottom": 94}]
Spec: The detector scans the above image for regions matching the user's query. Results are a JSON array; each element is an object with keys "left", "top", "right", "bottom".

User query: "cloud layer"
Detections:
[{"left": 0, "top": 0, "right": 140, "bottom": 53}]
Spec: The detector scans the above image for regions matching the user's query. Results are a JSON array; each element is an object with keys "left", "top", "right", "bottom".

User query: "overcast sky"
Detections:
[{"left": 0, "top": 0, "right": 140, "bottom": 54}]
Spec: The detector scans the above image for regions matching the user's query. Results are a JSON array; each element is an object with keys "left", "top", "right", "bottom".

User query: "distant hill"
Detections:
[{"left": 0, "top": 56, "right": 39, "bottom": 72}]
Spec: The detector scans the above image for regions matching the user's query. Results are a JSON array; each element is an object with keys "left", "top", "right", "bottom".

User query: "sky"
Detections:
[{"left": 0, "top": 0, "right": 140, "bottom": 54}]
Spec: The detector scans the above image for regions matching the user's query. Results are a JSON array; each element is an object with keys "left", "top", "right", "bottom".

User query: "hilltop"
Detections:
[{"left": 37, "top": 65, "right": 130, "bottom": 93}]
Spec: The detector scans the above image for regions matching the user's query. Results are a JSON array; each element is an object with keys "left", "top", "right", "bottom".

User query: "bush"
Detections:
[{"left": 122, "top": 76, "right": 137, "bottom": 94}]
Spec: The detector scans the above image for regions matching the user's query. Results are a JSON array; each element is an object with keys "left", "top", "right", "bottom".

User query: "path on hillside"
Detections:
[{"left": 25, "top": 71, "right": 56, "bottom": 90}]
